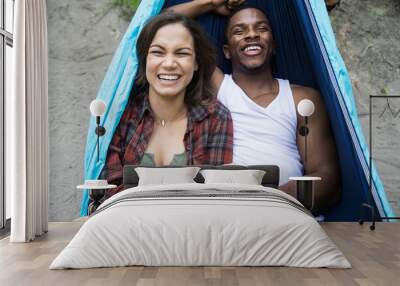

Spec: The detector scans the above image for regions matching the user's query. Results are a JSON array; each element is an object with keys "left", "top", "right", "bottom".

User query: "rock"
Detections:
[
  {"left": 47, "top": 0, "right": 129, "bottom": 221},
  {"left": 330, "top": 0, "right": 400, "bottom": 215}
]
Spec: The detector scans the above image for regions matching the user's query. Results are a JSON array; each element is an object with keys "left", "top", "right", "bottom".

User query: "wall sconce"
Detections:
[
  {"left": 89, "top": 99, "right": 106, "bottom": 162},
  {"left": 297, "top": 99, "right": 315, "bottom": 169}
]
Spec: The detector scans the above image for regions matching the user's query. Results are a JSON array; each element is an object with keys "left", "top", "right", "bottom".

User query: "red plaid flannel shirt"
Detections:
[{"left": 100, "top": 95, "right": 233, "bottom": 197}]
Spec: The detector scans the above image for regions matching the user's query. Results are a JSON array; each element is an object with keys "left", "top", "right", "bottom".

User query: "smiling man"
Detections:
[{"left": 168, "top": 1, "right": 341, "bottom": 211}]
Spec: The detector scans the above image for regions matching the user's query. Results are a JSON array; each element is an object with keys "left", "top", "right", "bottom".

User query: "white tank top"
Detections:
[{"left": 217, "top": 75, "right": 304, "bottom": 185}]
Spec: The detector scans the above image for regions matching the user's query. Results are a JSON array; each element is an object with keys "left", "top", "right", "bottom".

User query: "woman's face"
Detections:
[{"left": 146, "top": 23, "right": 198, "bottom": 100}]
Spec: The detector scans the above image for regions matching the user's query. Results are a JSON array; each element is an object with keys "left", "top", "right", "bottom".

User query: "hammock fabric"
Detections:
[{"left": 81, "top": 0, "right": 395, "bottom": 220}]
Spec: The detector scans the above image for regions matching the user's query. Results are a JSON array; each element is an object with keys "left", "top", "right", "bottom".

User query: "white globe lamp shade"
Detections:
[
  {"left": 90, "top": 99, "right": 106, "bottom": 116},
  {"left": 297, "top": 99, "right": 315, "bottom": 117}
]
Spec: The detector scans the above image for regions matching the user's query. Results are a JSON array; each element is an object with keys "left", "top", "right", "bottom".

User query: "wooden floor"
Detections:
[{"left": 0, "top": 222, "right": 399, "bottom": 286}]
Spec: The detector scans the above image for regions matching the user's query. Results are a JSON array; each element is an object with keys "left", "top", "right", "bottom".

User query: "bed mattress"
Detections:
[{"left": 51, "top": 183, "right": 350, "bottom": 269}]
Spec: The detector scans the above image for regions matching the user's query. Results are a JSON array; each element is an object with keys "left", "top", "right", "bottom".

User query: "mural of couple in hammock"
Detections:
[{"left": 81, "top": 0, "right": 395, "bottom": 222}]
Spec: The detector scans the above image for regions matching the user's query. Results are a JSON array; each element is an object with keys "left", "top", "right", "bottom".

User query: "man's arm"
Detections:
[
  {"left": 166, "top": 0, "right": 245, "bottom": 17},
  {"left": 167, "top": 0, "right": 238, "bottom": 94},
  {"left": 166, "top": 0, "right": 229, "bottom": 18},
  {"left": 280, "top": 86, "right": 341, "bottom": 211}
]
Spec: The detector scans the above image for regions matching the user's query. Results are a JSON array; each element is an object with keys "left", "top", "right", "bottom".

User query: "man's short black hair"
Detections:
[{"left": 225, "top": 5, "right": 270, "bottom": 41}]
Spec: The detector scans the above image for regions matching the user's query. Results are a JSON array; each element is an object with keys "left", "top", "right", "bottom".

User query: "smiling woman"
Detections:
[{"left": 99, "top": 12, "right": 233, "bottom": 199}]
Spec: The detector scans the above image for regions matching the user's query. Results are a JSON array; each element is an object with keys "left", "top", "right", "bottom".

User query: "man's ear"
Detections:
[{"left": 223, "top": 45, "right": 231, "bottom": 60}]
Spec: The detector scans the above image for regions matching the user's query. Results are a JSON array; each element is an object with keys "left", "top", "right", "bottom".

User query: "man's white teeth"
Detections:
[
  {"left": 245, "top": 45, "right": 262, "bottom": 52},
  {"left": 158, "top": 74, "right": 180, "bottom": 80}
]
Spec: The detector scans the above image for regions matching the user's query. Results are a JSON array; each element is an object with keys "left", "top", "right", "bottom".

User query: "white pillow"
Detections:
[
  {"left": 135, "top": 167, "right": 201, "bottom": 186},
  {"left": 200, "top": 169, "right": 266, "bottom": 185}
]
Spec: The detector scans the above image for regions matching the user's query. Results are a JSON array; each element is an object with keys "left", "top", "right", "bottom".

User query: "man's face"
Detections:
[{"left": 224, "top": 8, "right": 275, "bottom": 72}]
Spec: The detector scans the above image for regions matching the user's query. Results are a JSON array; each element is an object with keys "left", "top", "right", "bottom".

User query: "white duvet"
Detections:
[{"left": 50, "top": 183, "right": 350, "bottom": 269}]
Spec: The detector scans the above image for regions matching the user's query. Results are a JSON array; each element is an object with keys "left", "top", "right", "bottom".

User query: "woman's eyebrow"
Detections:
[
  {"left": 176, "top": 47, "right": 194, "bottom": 52},
  {"left": 149, "top": 44, "right": 165, "bottom": 49}
]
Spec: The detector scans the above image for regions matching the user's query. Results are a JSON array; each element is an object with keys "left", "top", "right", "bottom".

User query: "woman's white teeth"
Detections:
[
  {"left": 158, "top": 74, "right": 180, "bottom": 80},
  {"left": 245, "top": 46, "right": 262, "bottom": 52}
]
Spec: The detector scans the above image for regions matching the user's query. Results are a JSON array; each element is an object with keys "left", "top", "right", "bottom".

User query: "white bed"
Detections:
[{"left": 50, "top": 183, "right": 350, "bottom": 269}]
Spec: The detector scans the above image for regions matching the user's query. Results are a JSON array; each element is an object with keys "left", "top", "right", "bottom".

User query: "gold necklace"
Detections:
[{"left": 155, "top": 108, "right": 187, "bottom": 127}]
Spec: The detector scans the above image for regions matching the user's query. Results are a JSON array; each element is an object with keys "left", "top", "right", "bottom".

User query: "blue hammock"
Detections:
[{"left": 81, "top": 0, "right": 395, "bottom": 220}]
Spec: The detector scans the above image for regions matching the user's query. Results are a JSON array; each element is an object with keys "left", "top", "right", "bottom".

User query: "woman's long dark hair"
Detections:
[{"left": 135, "top": 12, "right": 217, "bottom": 106}]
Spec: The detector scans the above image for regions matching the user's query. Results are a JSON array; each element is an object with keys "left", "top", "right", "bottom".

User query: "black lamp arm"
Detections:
[
  {"left": 299, "top": 116, "right": 309, "bottom": 136},
  {"left": 95, "top": 126, "right": 106, "bottom": 136},
  {"left": 95, "top": 116, "right": 106, "bottom": 163},
  {"left": 95, "top": 116, "right": 106, "bottom": 136},
  {"left": 298, "top": 116, "right": 309, "bottom": 171}
]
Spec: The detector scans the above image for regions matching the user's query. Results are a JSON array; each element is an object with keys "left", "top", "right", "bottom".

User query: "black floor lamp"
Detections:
[{"left": 359, "top": 95, "right": 400, "bottom": 230}]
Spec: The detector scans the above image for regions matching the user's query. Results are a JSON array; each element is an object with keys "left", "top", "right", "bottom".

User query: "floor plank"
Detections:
[{"left": 0, "top": 222, "right": 399, "bottom": 286}]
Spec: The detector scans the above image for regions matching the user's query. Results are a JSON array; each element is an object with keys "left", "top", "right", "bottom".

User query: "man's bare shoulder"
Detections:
[{"left": 290, "top": 84, "right": 321, "bottom": 105}]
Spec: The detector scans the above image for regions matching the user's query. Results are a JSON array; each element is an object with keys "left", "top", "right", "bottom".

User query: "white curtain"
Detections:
[{"left": 9, "top": 0, "right": 49, "bottom": 242}]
